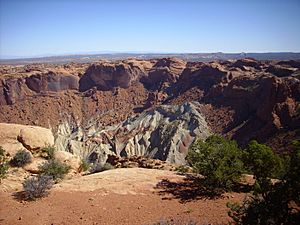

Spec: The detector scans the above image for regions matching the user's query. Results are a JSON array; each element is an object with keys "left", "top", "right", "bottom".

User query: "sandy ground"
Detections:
[{"left": 0, "top": 168, "right": 247, "bottom": 225}]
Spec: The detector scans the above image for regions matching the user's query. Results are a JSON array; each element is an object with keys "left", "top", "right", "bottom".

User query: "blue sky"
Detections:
[{"left": 0, "top": 0, "right": 300, "bottom": 58}]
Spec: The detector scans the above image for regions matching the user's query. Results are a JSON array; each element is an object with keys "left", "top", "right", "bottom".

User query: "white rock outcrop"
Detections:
[{"left": 55, "top": 102, "right": 211, "bottom": 165}]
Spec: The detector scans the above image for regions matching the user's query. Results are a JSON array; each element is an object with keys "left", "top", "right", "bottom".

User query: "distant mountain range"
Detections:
[{"left": 1, "top": 52, "right": 300, "bottom": 65}]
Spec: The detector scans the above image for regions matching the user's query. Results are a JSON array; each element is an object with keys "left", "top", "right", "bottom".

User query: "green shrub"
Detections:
[
  {"left": 90, "top": 162, "right": 114, "bottom": 173},
  {"left": 41, "top": 146, "right": 56, "bottom": 159},
  {"left": 0, "top": 146, "right": 5, "bottom": 156},
  {"left": 243, "top": 140, "right": 283, "bottom": 194},
  {"left": 175, "top": 165, "right": 190, "bottom": 173},
  {"left": 0, "top": 146, "right": 9, "bottom": 181},
  {"left": 228, "top": 140, "right": 300, "bottom": 225},
  {"left": 11, "top": 149, "right": 32, "bottom": 167},
  {"left": 0, "top": 162, "right": 9, "bottom": 181},
  {"left": 186, "top": 135, "right": 244, "bottom": 191},
  {"left": 80, "top": 159, "right": 90, "bottom": 172},
  {"left": 23, "top": 175, "right": 53, "bottom": 200},
  {"left": 39, "top": 160, "right": 70, "bottom": 181}
]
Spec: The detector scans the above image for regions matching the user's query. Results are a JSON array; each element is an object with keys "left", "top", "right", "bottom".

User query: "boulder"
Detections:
[
  {"left": 54, "top": 150, "right": 81, "bottom": 171},
  {"left": 0, "top": 123, "right": 54, "bottom": 156},
  {"left": 23, "top": 157, "right": 48, "bottom": 174},
  {"left": 18, "top": 126, "right": 54, "bottom": 151}
]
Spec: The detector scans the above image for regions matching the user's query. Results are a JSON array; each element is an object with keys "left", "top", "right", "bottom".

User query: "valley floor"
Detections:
[{"left": 0, "top": 168, "right": 246, "bottom": 225}]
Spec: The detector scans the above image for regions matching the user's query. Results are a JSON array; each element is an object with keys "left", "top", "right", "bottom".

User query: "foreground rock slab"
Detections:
[{"left": 54, "top": 168, "right": 183, "bottom": 194}]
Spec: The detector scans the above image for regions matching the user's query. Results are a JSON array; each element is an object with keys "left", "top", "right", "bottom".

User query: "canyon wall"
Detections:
[{"left": 0, "top": 58, "right": 299, "bottom": 162}]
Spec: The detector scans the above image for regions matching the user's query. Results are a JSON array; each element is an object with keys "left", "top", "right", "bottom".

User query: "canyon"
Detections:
[{"left": 0, "top": 58, "right": 299, "bottom": 163}]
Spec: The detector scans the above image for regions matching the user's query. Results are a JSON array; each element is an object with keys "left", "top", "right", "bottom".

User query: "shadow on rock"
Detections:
[
  {"left": 154, "top": 174, "right": 222, "bottom": 203},
  {"left": 12, "top": 191, "right": 28, "bottom": 202},
  {"left": 155, "top": 174, "right": 252, "bottom": 203}
]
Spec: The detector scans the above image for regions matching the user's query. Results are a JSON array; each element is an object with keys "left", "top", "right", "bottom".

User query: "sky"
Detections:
[{"left": 0, "top": 0, "right": 300, "bottom": 58}]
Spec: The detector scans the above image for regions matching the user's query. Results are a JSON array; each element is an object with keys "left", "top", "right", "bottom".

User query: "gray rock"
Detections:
[{"left": 54, "top": 102, "right": 211, "bottom": 165}]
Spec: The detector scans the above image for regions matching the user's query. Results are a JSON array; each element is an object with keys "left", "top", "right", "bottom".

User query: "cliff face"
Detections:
[
  {"left": 79, "top": 60, "right": 149, "bottom": 91},
  {"left": 206, "top": 74, "right": 300, "bottom": 145},
  {"left": 0, "top": 64, "right": 86, "bottom": 105},
  {"left": 0, "top": 58, "right": 299, "bottom": 161},
  {"left": 25, "top": 72, "right": 79, "bottom": 93}
]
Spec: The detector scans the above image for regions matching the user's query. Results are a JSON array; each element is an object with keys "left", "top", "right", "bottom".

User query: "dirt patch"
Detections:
[{"left": 0, "top": 168, "right": 247, "bottom": 225}]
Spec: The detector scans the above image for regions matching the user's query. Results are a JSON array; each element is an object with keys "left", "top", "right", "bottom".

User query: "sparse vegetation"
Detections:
[
  {"left": 41, "top": 146, "right": 56, "bottom": 159},
  {"left": 22, "top": 175, "right": 54, "bottom": 200},
  {"left": 0, "top": 146, "right": 9, "bottom": 181},
  {"left": 80, "top": 159, "right": 91, "bottom": 172},
  {"left": 39, "top": 160, "right": 70, "bottom": 181},
  {"left": 0, "top": 146, "right": 5, "bottom": 156},
  {"left": 11, "top": 149, "right": 32, "bottom": 167},
  {"left": 90, "top": 162, "right": 114, "bottom": 173},
  {"left": 186, "top": 135, "right": 244, "bottom": 191}
]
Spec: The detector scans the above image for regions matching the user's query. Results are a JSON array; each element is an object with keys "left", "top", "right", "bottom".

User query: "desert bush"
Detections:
[
  {"left": 90, "top": 162, "right": 114, "bottom": 173},
  {"left": 11, "top": 149, "right": 32, "bottom": 167},
  {"left": 0, "top": 146, "right": 9, "bottom": 181},
  {"left": 0, "top": 146, "right": 5, "bottom": 156},
  {"left": 243, "top": 140, "right": 283, "bottom": 194},
  {"left": 80, "top": 159, "right": 91, "bottom": 172},
  {"left": 0, "top": 160, "right": 9, "bottom": 181},
  {"left": 186, "top": 135, "right": 244, "bottom": 191},
  {"left": 41, "top": 146, "right": 56, "bottom": 159},
  {"left": 23, "top": 175, "right": 53, "bottom": 200},
  {"left": 228, "top": 140, "right": 300, "bottom": 225},
  {"left": 39, "top": 160, "right": 70, "bottom": 181}
]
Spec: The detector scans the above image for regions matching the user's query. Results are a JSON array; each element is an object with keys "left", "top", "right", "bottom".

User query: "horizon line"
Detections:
[{"left": 1, "top": 51, "right": 300, "bottom": 60}]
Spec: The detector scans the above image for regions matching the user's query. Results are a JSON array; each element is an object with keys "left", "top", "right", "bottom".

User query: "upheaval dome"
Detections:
[{"left": 0, "top": 58, "right": 299, "bottom": 164}]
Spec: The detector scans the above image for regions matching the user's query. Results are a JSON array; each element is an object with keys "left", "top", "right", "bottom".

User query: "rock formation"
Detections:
[
  {"left": 54, "top": 102, "right": 211, "bottom": 165},
  {"left": 0, "top": 58, "right": 299, "bottom": 162}
]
